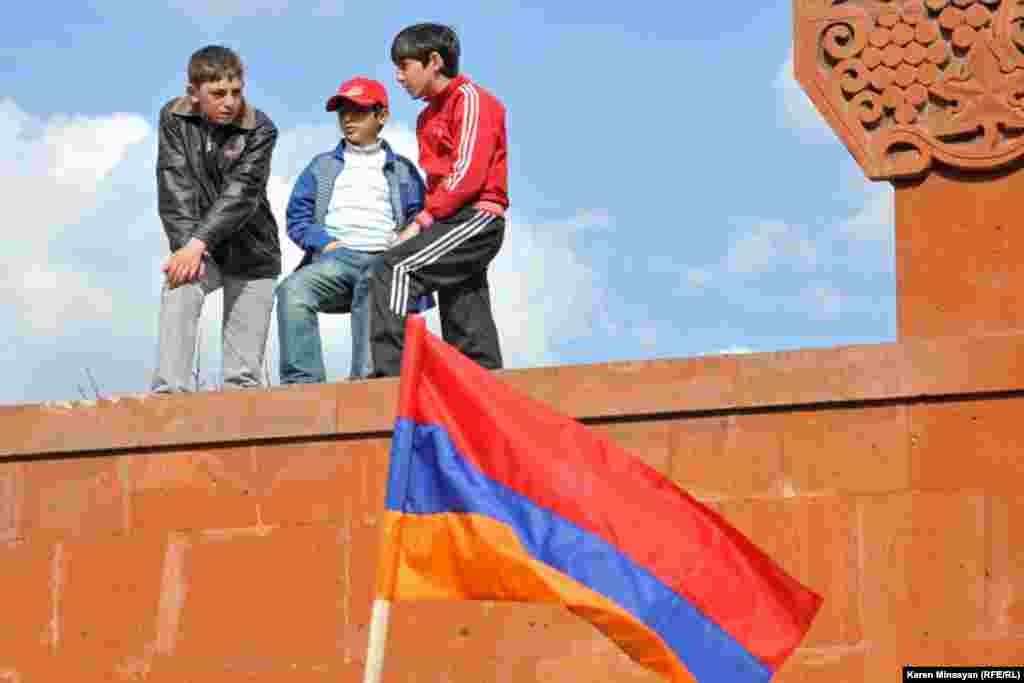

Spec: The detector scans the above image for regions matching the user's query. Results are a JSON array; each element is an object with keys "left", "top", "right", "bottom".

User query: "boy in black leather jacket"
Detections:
[{"left": 151, "top": 45, "right": 281, "bottom": 393}]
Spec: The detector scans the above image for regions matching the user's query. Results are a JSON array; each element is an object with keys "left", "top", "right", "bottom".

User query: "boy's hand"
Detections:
[
  {"left": 396, "top": 222, "right": 421, "bottom": 245},
  {"left": 323, "top": 241, "right": 342, "bottom": 253},
  {"left": 163, "top": 238, "right": 208, "bottom": 288}
]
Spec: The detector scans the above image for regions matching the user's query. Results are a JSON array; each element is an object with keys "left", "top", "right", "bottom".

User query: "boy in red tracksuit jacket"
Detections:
[{"left": 367, "top": 22, "right": 509, "bottom": 377}]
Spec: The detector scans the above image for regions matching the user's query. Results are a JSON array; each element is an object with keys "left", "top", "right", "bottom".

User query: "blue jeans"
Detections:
[{"left": 276, "top": 246, "right": 380, "bottom": 383}]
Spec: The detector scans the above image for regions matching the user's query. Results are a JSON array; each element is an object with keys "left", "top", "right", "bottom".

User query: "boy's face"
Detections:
[
  {"left": 190, "top": 77, "right": 244, "bottom": 125},
  {"left": 337, "top": 103, "right": 387, "bottom": 146},
  {"left": 395, "top": 55, "right": 441, "bottom": 100}
]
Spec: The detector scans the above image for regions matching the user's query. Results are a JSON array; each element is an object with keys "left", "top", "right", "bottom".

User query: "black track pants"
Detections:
[{"left": 368, "top": 206, "right": 505, "bottom": 377}]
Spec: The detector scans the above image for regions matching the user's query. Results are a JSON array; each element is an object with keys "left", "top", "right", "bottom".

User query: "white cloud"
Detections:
[
  {"left": 43, "top": 113, "right": 150, "bottom": 187},
  {"left": 685, "top": 268, "right": 711, "bottom": 289},
  {"left": 726, "top": 219, "right": 817, "bottom": 275},
  {"left": 774, "top": 48, "right": 833, "bottom": 143},
  {"left": 802, "top": 283, "right": 843, "bottom": 319},
  {"left": 17, "top": 266, "right": 116, "bottom": 335},
  {"left": 0, "top": 99, "right": 153, "bottom": 342},
  {"left": 717, "top": 345, "right": 753, "bottom": 355},
  {"left": 698, "top": 345, "right": 754, "bottom": 356},
  {"left": 839, "top": 184, "right": 894, "bottom": 243},
  {"left": 564, "top": 208, "right": 611, "bottom": 231},
  {"left": 489, "top": 210, "right": 603, "bottom": 368},
  {"left": 678, "top": 174, "right": 892, "bottom": 323}
]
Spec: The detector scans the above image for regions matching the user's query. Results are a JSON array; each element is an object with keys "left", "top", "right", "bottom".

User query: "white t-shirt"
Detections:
[{"left": 324, "top": 140, "right": 397, "bottom": 252}]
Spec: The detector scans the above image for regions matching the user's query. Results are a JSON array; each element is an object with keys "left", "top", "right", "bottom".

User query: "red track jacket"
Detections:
[{"left": 413, "top": 74, "right": 509, "bottom": 227}]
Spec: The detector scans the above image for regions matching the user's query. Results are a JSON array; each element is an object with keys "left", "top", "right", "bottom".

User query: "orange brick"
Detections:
[
  {"left": 0, "top": 463, "right": 21, "bottom": 543},
  {"left": 590, "top": 420, "right": 672, "bottom": 476},
  {"left": 717, "top": 496, "right": 861, "bottom": 646},
  {"left": 59, "top": 535, "right": 167, "bottom": 667},
  {"left": 988, "top": 496, "right": 1024, "bottom": 636},
  {"left": 493, "top": 657, "right": 546, "bottom": 683},
  {"left": 139, "top": 383, "right": 339, "bottom": 449},
  {"left": 341, "top": 440, "right": 390, "bottom": 517},
  {"left": 257, "top": 441, "right": 361, "bottom": 527},
  {"left": 379, "top": 654, "right": 501, "bottom": 683},
  {"left": 335, "top": 377, "right": 399, "bottom": 434},
  {"left": 20, "top": 456, "right": 127, "bottom": 541},
  {"left": 865, "top": 639, "right": 1024, "bottom": 676},
  {"left": 176, "top": 525, "right": 345, "bottom": 660},
  {"left": 906, "top": 334, "right": 1024, "bottom": 396},
  {"left": 910, "top": 399, "right": 1024, "bottom": 494},
  {"left": 670, "top": 414, "right": 784, "bottom": 500},
  {"left": 533, "top": 637, "right": 662, "bottom": 683},
  {"left": 133, "top": 488, "right": 259, "bottom": 533},
  {"left": 328, "top": 344, "right": 907, "bottom": 426},
  {"left": 864, "top": 638, "right": 948, "bottom": 681},
  {"left": 343, "top": 442, "right": 389, "bottom": 658},
  {"left": 775, "top": 646, "right": 867, "bottom": 683},
  {"left": 552, "top": 355, "right": 742, "bottom": 420},
  {"left": 733, "top": 344, "right": 906, "bottom": 409},
  {"left": 387, "top": 602, "right": 587, "bottom": 663},
  {"left": 126, "top": 447, "right": 260, "bottom": 532},
  {"left": 780, "top": 405, "right": 910, "bottom": 495},
  {"left": 896, "top": 168, "right": 1024, "bottom": 339},
  {"left": 253, "top": 441, "right": 342, "bottom": 493},
  {"left": 0, "top": 542, "right": 53, "bottom": 663},
  {"left": 860, "top": 492, "right": 986, "bottom": 641},
  {"left": 496, "top": 366, "right": 564, "bottom": 412},
  {"left": 0, "top": 399, "right": 145, "bottom": 458},
  {"left": 489, "top": 604, "right": 596, "bottom": 661},
  {"left": 387, "top": 602, "right": 497, "bottom": 662},
  {"left": 0, "top": 404, "right": 44, "bottom": 459},
  {"left": 6, "top": 654, "right": 140, "bottom": 683},
  {"left": 148, "top": 657, "right": 359, "bottom": 681},
  {"left": 944, "top": 637, "right": 1024, "bottom": 661}
]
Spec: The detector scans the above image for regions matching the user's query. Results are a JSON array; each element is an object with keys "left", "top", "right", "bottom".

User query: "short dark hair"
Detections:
[
  {"left": 188, "top": 45, "right": 244, "bottom": 85},
  {"left": 390, "top": 23, "right": 460, "bottom": 78}
]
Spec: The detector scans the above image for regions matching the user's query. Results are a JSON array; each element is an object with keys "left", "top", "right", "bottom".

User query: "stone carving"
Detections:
[{"left": 794, "top": 0, "right": 1024, "bottom": 178}]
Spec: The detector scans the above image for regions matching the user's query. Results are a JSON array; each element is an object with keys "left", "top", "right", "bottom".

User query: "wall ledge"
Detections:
[{"left": 3, "top": 332, "right": 1022, "bottom": 459}]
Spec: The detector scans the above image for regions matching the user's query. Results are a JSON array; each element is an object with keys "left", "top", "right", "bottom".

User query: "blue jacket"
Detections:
[{"left": 285, "top": 138, "right": 434, "bottom": 312}]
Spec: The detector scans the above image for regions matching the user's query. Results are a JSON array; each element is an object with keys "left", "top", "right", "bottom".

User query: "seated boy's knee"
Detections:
[{"left": 275, "top": 274, "right": 310, "bottom": 305}]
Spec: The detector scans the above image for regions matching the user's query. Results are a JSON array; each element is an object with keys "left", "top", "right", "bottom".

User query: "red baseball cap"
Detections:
[{"left": 325, "top": 77, "right": 389, "bottom": 111}]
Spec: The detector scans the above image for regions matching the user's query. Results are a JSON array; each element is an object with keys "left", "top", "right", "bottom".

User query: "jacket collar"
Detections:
[
  {"left": 428, "top": 74, "right": 468, "bottom": 106},
  {"left": 168, "top": 95, "right": 257, "bottom": 130},
  {"left": 332, "top": 138, "right": 397, "bottom": 167}
]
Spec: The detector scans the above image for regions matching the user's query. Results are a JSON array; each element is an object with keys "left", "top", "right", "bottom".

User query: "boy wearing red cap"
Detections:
[
  {"left": 277, "top": 77, "right": 429, "bottom": 382},
  {"left": 367, "top": 22, "right": 509, "bottom": 377}
]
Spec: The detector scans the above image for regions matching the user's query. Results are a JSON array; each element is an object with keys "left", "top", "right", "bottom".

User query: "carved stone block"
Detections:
[{"left": 795, "top": 0, "right": 1024, "bottom": 178}]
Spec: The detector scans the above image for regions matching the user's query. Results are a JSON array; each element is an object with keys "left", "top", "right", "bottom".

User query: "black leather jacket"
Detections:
[{"left": 156, "top": 96, "right": 282, "bottom": 278}]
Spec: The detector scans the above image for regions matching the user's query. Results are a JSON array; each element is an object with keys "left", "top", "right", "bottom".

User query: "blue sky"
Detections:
[{"left": 0, "top": 0, "right": 895, "bottom": 405}]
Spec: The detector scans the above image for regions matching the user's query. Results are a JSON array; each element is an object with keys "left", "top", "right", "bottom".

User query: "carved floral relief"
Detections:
[{"left": 794, "top": 0, "right": 1024, "bottom": 178}]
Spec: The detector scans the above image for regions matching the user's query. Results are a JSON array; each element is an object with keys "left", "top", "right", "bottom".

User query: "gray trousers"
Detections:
[{"left": 150, "top": 258, "right": 276, "bottom": 393}]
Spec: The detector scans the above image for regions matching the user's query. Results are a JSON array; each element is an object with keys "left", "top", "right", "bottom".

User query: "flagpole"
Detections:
[
  {"left": 362, "top": 316, "right": 427, "bottom": 683},
  {"left": 361, "top": 599, "right": 391, "bottom": 683}
]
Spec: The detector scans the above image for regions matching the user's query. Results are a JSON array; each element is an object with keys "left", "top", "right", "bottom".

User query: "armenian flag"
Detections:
[{"left": 375, "top": 316, "right": 822, "bottom": 682}]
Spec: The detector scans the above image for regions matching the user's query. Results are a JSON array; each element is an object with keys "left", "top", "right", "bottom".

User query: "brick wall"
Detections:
[{"left": 1, "top": 333, "right": 1022, "bottom": 681}]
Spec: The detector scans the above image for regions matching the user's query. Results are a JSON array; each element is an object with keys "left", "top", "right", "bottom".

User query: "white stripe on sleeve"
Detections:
[{"left": 446, "top": 84, "right": 479, "bottom": 192}]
